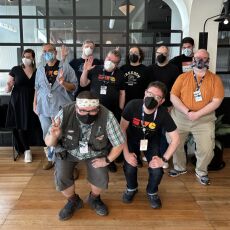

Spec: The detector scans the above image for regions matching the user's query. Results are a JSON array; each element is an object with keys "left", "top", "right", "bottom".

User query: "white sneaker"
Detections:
[
  {"left": 43, "top": 147, "right": 49, "bottom": 157},
  {"left": 162, "top": 162, "right": 169, "bottom": 169},
  {"left": 24, "top": 150, "right": 32, "bottom": 163},
  {"left": 142, "top": 156, "right": 147, "bottom": 162}
]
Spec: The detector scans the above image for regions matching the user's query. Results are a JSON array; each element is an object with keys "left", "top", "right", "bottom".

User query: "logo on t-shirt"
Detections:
[
  {"left": 124, "top": 71, "right": 141, "bottom": 86},
  {"left": 132, "top": 117, "right": 156, "bottom": 131},
  {"left": 98, "top": 74, "right": 116, "bottom": 84}
]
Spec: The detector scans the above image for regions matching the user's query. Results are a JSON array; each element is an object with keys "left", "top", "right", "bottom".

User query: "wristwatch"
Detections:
[
  {"left": 162, "top": 156, "right": 168, "bottom": 163},
  {"left": 105, "top": 156, "right": 111, "bottom": 164}
]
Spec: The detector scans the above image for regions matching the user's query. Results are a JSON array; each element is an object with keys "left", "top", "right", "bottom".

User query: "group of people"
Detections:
[{"left": 5, "top": 37, "right": 224, "bottom": 220}]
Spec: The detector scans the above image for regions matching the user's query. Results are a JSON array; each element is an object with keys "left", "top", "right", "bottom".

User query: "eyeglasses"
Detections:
[
  {"left": 145, "top": 90, "right": 163, "bottom": 102},
  {"left": 77, "top": 107, "right": 99, "bottom": 115}
]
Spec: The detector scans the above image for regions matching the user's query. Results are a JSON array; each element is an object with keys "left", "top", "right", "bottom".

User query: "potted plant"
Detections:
[{"left": 187, "top": 114, "right": 230, "bottom": 170}]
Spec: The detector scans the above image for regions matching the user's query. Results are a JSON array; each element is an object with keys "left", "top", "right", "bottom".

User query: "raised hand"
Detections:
[
  {"left": 61, "top": 45, "right": 69, "bottom": 61},
  {"left": 57, "top": 68, "right": 65, "bottom": 85},
  {"left": 83, "top": 56, "right": 95, "bottom": 72},
  {"left": 50, "top": 117, "right": 62, "bottom": 139}
]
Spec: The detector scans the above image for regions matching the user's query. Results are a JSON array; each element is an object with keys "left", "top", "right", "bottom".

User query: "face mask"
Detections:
[
  {"left": 22, "top": 57, "right": 32, "bottom": 66},
  {"left": 182, "top": 48, "right": 192, "bottom": 57},
  {"left": 84, "top": 47, "right": 93, "bottom": 56},
  {"left": 44, "top": 52, "right": 55, "bottom": 62},
  {"left": 144, "top": 97, "right": 158, "bottom": 110},
  {"left": 129, "top": 54, "right": 139, "bottom": 63},
  {"left": 77, "top": 113, "right": 98, "bottom": 124},
  {"left": 104, "top": 60, "right": 115, "bottom": 72},
  {"left": 156, "top": 54, "right": 167, "bottom": 64},
  {"left": 192, "top": 59, "right": 209, "bottom": 70}
]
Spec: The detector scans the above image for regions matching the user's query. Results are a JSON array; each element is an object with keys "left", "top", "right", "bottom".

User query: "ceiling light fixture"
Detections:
[{"left": 118, "top": 1, "right": 135, "bottom": 16}]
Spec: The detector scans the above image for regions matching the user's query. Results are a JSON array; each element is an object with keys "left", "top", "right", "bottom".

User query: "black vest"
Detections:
[{"left": 60, "top": 102, "right": 110, "bottom": 158}]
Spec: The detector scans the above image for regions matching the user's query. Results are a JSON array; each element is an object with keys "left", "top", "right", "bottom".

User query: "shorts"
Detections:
[{"left": 54, "top": 151, "right": 109, "bottom": 191}]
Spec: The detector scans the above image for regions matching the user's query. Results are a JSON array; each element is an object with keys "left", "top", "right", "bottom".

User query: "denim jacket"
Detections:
[{"left": 35, "top": 60, "right": 78, "bottom": 117}]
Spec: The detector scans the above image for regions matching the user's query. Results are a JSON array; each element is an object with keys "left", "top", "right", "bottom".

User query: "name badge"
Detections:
[
  {"left": 79, "top": 141, "right": 89, "bottom": 154},
  {"left": 100, "top": 85, "right": 107, "bottom": 95},
  {"left": 140, "top": 139, "right": 148, "bottom": 151},
  {"left": 193, "top": 89, "right": 202, "bottom": 102}
]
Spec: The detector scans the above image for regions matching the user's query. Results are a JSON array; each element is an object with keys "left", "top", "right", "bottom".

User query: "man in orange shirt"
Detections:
[{"left": 168, "top": 49, "right": 224, "bottom": 185}]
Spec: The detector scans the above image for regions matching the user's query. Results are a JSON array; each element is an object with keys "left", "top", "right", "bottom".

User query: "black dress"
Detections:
[{"left": 5, "top": 65, "right": 37, "bottom": 130}]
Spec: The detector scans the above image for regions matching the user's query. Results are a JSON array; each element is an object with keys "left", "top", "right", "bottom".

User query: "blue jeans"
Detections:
[{"left": 123, "top": 138, "right": 164, "bottom": 194}]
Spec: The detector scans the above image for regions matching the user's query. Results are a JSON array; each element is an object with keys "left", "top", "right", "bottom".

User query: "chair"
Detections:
[{"left": 0, "top": 127, "right": 19, "bottom": 161}]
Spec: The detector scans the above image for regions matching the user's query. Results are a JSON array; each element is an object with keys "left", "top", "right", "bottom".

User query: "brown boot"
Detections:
[{"left": 43, "top": 159, "right": 54, "bottom": 170}]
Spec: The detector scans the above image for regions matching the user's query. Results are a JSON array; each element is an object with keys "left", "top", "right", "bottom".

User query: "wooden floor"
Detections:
[{"left": 0, "top": 147, "right": 230, "bottom": 230}]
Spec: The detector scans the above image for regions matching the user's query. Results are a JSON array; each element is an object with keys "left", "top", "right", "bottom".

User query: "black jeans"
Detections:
[{"left": 123, "top": 138, "right": 164, "bottom": 194}]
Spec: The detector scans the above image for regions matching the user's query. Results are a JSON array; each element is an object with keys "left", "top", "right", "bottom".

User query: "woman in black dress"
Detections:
[{"left": 5, "top": 49, "right": 37, "bottom": 163}]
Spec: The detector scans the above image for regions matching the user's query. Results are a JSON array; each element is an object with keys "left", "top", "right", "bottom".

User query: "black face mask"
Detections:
[
  {"left": 77, "top": 113, "right": 98, "bottom": 124},
  {"left": 156, "top": 54, "right": 167, "bottom": 64},
  {"left": 129, "top": 54, "right": 139, "bottom": 63},
  {"left": 144, "top": 97, "right": 158, "bottom": 110},
  {"left": 192, "top": 59, "right": 209, "bottom": 69}
]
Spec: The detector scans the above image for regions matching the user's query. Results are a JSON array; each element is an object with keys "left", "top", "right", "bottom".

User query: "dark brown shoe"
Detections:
[{"left": 43, "top": 160, "right": 54, "bottom": 170}]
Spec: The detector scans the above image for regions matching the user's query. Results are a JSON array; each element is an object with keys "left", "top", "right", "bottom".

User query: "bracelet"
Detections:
[
  {"left": 105, "top": 156, "right": 111, "bottom": 164},
  {"left": 162, "top": 156, "right": 168, "bottom": 163}
]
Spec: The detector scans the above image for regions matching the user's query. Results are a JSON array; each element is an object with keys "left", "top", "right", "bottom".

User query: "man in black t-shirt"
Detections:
[
  {"left": 120, "top": 81, "right": 179, "bottom": 209},
  {"left": 120, "top": 46, "right": 148, "bottom": 105},
  {"left": 69, "top": 40, "right": 102, "bottom": 97},
  {"left": 169, "top": 37, "right": 195, "bottom": 74}
]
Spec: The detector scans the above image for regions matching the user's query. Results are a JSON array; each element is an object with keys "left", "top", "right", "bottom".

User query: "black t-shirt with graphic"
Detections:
[
  {"left": 146, "top": 63, "right": 180, "bottom": 107},
  {"left": 70, "top": 58, "right": 102, "bottom": 95},
  {"left": 89, "top": 65, "right": 125, "bottom": 114},
  {"left": 120, "top": 64, "right": 148, "bottom": 104},
  {"left": 169, "top": 54, "right": 193, "bottom": 74},
  {"left": 45, "top": 60, "right": 60, "bottom": 85},
  {"left": 122, "top": 99, "right": 177, "bottom": 145}
]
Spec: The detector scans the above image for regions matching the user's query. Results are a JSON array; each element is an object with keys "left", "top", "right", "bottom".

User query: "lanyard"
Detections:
[
  {"left": 193, "top": 72, "right": 205, "bottom": 90},
  {"left": 141, "top": 105, "right": 157, "bottom": 138}
]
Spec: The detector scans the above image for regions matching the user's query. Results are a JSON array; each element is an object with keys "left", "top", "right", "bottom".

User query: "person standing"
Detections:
[
  {"left": 120, "top": 81, "right": 179, "bottom": 208},
  {"left": 120, "top": 46, "right": 148, "bottom": 105},
  {"left": 5, "top": 49, "right": 37, "bottom": 163},
  {"left": 168, "top": 49, "right": 224, "bottom": 185},
  {"left": 34, "top": 43, "right": 77, "bottom": 170},
  {"left": 45, "top": 91, "right": 125, "bottom": 220},
  {"left": 170, "top": 37, "right": 195, "bottom": 74},
  {"left": 69, "top": 39, "right": 102, "bottom": 97}
]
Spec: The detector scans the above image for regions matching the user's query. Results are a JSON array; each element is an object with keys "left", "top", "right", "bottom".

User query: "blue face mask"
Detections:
[{"left": 44, "top": 52, "right": 55, "bottom": 62}]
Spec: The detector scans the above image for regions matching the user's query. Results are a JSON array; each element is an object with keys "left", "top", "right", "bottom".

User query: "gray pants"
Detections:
[
  {"left": 54, "top": 152, "right": 109, "bottom": 191},
  {"left": 171, "top": 108, "right": 215, "bottom": 176}
]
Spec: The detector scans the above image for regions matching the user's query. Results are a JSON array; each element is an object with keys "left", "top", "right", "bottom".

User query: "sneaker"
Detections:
[
  {"left": 87, "top": 192, "right": 108, "bottom": 216},
  {"left": 43, "top": 160, "right": 54, "bottom": 170},
  {"left": 108, "top": 161, "right": 117, "bottom": 173},
  {"left": 162, "top": 162, "right": 169, "bottom": 169},
  {"left": 195, "top": 173, "right": 210, "bottom": 186},
  {"left": 43, "top": 147, "right": 49, "bottom": 157},
  {"left": 168, "top": 169, "right": 187, "bottom": 177},
  {"left": 147, "top": 193, "right": 162, "bottom": 209},
  {"left": 142, "top": 156, "right": 147, "bottom": 162},
  {"left": 24, "top": 150, "right": 32, "bottom": 163},
  {"left": 59, "top": 195, "right": 83, "bottom": 221},
  {"left": 122, "top": 189, "right": 138, "bottom": 203}
]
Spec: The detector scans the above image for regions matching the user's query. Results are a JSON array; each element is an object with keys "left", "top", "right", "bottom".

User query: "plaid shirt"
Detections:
[{"left": 49, "top": 108, "right": 125, "bottom": 160}]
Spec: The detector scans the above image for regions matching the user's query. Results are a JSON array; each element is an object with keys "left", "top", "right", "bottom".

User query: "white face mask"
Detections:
[
  {"left": 182, "top": 48, "right": 192, "bottom": 57},
  {"left": 104, "top": 60, "right": 115, "bottom": 72},
  {"left": 84, "top": 47, "right": 93, "bottom": 56},
  {"left": 22, "top": 57, "right": 32, "bottom": 66}
]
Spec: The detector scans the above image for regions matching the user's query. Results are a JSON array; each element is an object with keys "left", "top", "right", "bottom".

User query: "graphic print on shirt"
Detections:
[
  {"left": 132, "top": 117, "right": 157, "bottom": 132},
  {"left": 98, "top": 74, "right": 116, "bottom": 84},
  {"left": 45, "top": 61, "right": 60, "bottom": 85},
  {"left": 124, "top": 71, "right": 141, "bottom": 86}
]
